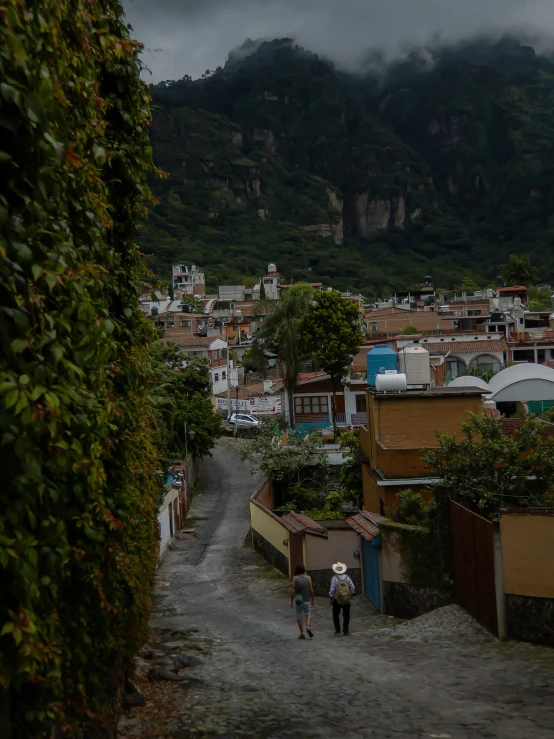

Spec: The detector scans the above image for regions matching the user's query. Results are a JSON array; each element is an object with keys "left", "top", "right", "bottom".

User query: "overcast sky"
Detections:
[{"left": 122, "top": 0, "right": 554, "bottom": 83}]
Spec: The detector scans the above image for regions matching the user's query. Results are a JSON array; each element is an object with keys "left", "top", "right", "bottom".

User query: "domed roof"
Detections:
[
  {"left": 488, "top": 363, "right": 554, "bottom": 393},
  {"left": 448, "top": 376, "right": 489, "bottom": 390},
  {"left": 487, "top": 363, "right": 554, "bottom": 403}
]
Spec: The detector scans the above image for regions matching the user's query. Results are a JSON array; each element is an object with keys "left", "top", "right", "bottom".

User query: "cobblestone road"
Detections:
[{"left": 125, "top": 439, "right": 554, "bottom": 739}]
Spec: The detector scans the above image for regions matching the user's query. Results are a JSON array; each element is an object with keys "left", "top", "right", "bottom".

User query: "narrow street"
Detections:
[{"left": 124, "top": 439, "right": 554, "bottom": 739}]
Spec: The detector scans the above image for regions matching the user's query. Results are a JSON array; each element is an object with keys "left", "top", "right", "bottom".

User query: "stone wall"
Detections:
[
  {"left": 253, "top": 530, "right": 289, "bottom": 577},
  {"left": 383, "top": 581, "right": 451, "bottom": 619},
  {"left": 308, "top": 567, "right": 361, "bottom": 597},
  {"left": 505, "top": 594, "right": 554, "bottom": 647}
]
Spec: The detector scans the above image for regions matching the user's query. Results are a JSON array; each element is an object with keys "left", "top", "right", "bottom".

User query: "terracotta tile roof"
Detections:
[
  {"left": 345, "top": 511, "right": 386, "bottom": 541},
  {"left": 422, "top": 339, "right": 506, "bottom": 355},
  {"left": 296, "top": 371, "right": 329, "bottom": 385},
  {"left": 280, "top": 511, "right": 326, "bottom": 535},
  {"left": 497, "top": 286, "right": 527, "bottom": 292}
]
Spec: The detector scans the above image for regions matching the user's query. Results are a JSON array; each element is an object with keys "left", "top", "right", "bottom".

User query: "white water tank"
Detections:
[
  {"left": 398, "top": 345, "right": 431, "bottom": 385},
  {"left": 375, "top": 373, "right": 408, "bottom": 392}
]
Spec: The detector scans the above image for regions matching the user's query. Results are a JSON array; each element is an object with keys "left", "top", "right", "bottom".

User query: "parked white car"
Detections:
[{"left": 228, "top": 413, "right": 260, "bottom": 428}]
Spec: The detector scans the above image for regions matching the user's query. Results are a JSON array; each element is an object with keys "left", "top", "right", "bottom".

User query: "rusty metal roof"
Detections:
[{"left": 345, "top": 511, "right": 386, "bottom": 541}]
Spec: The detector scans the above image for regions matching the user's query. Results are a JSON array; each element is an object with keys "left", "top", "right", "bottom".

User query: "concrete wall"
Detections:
[
  {"left": 158, "top": 487, "right": 180, "bottom": 557},
  {"left": 304, "top": 527, "right": 358, "bottom": 571},
  {"left": 250, "top": 502, "right": 289, "bottom": 559},
  {"left": 381, "top": 536, "right": 407, "bottom": 584},
  {"left": 500, "top": 512, "right": 554, "bottom": 598}
]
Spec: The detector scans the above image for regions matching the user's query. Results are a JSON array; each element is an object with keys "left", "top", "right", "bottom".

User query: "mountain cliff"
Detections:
[{"left": 140, "top": 38, "right": 554, "bottom": 295}]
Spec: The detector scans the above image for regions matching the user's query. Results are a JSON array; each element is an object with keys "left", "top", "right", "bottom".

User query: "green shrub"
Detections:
[{"left": 0, "top": 1, "right": 160, "bottom": 735}]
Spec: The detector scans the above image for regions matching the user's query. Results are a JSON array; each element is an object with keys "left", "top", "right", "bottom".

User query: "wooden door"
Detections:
[{"left": 450, "top": 501, "right": 498, "bottom": 636}]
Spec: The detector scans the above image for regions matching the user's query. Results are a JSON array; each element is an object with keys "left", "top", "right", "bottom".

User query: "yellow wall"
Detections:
[
  {"left": 249, "top": 502, "right": 290, "bottom": 558},
  {"left": 501, "top": 514, "right": 554, "bottom": 598},
  {"left": 304, "top": 529, "right": 359, "bottom": 571}
]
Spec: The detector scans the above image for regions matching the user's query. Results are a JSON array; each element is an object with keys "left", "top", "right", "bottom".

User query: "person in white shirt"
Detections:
[{"left": 329, "top": 562, "right": 355, "bottom": 635}]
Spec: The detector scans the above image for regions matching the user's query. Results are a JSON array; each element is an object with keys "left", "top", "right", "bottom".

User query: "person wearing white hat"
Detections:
[{"left": 329, "top": 562, "right": 355, "bottom": 635}]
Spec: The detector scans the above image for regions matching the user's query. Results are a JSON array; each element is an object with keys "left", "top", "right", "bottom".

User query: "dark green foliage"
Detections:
[
  {"left": 256, "top": 284, "right": 314, "bottom": 426},
  {"left": 0, "top": 2, "right": 160, "bottom": 735},
  {"left": 338, "top": 430, "right": 363, "bottom": 509},
  {"left": 424, "top": 414, "right": 554, "bottom": 516},
  {"left": 300, "top": 291, "right": 363, "bottom": 438},
  {"left": 141, "top": 37, "right": 554, "bottom": 296},
  {"left": 381, "top": 490, "right": 449, "bottom": 590},
  {"left": 150, "top": 342, "right": 222, "bottom": 459},
  {"left": 499, "top": 254, "right": 539, "bottom": 286}
]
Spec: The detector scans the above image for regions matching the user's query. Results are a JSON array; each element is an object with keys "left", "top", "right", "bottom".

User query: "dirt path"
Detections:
[{"left": 120, "top": 438, "right": 554, "bottom": 739}]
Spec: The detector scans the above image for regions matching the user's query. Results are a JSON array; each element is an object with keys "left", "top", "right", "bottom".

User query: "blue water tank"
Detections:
[{"left": 367, "top": 345, "right": 398, "bottom": 385}]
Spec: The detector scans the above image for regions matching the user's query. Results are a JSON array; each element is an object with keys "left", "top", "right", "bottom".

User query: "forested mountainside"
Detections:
[{"left": 141, "top": 37, "right": 554, "bottom": 296}]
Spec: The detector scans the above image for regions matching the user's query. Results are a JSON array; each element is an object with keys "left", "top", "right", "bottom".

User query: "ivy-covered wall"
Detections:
[{"left": 0, "top": 1, "right": 161, "bottom": 736}]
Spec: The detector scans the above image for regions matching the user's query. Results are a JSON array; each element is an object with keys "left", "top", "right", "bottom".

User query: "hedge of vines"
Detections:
[{"left": 0, "top": 1, "right": 161, "bottom": 736}]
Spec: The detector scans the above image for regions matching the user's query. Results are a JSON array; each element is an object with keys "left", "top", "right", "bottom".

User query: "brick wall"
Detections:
[{"left": 374, "top": 395, "right": 483, "bottom": 449}]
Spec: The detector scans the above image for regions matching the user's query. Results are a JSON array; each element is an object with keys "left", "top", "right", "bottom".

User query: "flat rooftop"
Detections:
[{"left": 370, "top": 387, "right": 487, "bottom": 399}]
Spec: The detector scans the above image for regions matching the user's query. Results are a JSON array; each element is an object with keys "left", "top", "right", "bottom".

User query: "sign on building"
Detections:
[
  {"left": 216, "top": 395, "right": 281, "bottom": 415},
  {"left": 248, "top": 396, "right": 282, "bottom": 414}
]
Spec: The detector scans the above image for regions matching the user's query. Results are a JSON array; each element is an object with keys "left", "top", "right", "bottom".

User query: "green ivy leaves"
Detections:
[{"left": 1, "top": 1, "right": 160, "bottom": 735}]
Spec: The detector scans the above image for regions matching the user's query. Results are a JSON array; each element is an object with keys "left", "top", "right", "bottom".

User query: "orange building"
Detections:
[{"left": 359, "top": 387, "right": 485, "bottom": 514}]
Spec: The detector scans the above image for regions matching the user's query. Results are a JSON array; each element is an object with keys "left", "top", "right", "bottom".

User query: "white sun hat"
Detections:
[{"left": 332, "top": 562, "right": 347, "bottom": 575}]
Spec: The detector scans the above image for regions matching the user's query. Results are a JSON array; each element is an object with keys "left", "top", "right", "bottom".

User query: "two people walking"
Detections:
[{"left": 291, "top": 562, "right": 355, "bottom": 639}]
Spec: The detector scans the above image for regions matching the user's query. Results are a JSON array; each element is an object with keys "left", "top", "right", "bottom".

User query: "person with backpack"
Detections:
[
  {"left": 290, "top": 564, "right": 315, "bottom": 639},
  {"left": 329, "top": 562, "right": 355, "bottom": 635}
]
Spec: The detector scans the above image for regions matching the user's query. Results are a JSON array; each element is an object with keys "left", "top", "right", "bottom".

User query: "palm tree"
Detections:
[
  {"left": 499, "top": 254, "right": 538, "bottom": 287},
  {"left": 257, "top": 284, "right": 314, "bottom": 428}
]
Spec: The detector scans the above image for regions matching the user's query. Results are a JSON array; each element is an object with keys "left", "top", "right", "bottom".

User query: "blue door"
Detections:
[{"left": 362, "top": 537, "right": 382, "bottom": 610}]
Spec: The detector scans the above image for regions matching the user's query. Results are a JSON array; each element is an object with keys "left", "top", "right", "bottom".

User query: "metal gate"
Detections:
[
  {"left": 362, "top": 537, "right": 382, "bottom": 610},
  {"left": 450, "top": 500, "right": 498, "bottom": 636}
]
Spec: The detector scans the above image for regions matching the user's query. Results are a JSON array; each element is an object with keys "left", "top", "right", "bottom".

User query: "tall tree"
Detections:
[
  {"left": 257, "top": 284, "right": 314, "bottom": 427},
  {"left": 300, "top": 291, "right": 363, "bottom": 440},
  {"left": 499, "top": 254, "right": 538, "bottom": 287},
  {"left": 150, "top": 341, "right": 221, "bottom": 458},
  {"left": 424, "top": 414, "right": 554, "bottom": 517}
]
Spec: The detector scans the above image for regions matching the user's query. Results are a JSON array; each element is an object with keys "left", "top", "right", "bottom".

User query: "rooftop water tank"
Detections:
[
  {"left": 398, "top": 345, "right": 431, "bottom": 386},
  {"left": 375, "top": 373, "right": 407, "bottom": 393},
  {"left": 367, "top": 345, "right": 397, "bottom": 385}
]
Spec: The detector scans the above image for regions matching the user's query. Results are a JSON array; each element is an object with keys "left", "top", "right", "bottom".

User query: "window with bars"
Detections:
[
  {"left": 294, "top": 396, "right": 329, "bottom": 415},
  {"left": 355, "top": 395, "right": 367, "bottom": 413}
]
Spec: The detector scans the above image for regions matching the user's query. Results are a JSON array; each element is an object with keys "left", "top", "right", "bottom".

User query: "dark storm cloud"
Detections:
[{"left": 122, "top": 0, "right": 554, "bottom": 82}]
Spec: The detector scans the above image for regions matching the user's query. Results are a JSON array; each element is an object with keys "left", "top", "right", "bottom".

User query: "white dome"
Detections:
[
  {"left": 448, "top": 376, "right": 489, "bottom": 390},
  {"left": 487, "top": 364, "right": 554, "bottom": 403}
]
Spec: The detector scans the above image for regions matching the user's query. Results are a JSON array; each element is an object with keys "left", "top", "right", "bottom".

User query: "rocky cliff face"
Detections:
[{"left": 143, "top": 37, "right": 554, "bottom": 293}]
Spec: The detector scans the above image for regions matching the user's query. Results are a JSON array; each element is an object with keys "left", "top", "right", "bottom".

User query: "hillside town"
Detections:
[
  {"left": 6, "top": 7, "right": 554, "bottom": 739},
  {"left": 140, "top": 261, "right": 554, "bottom": 425}
]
